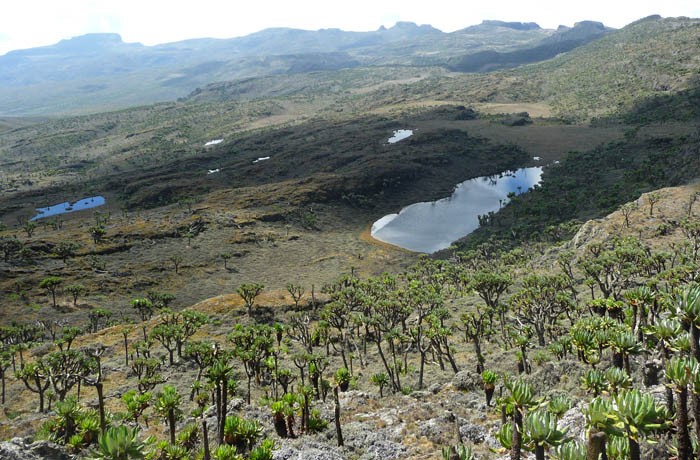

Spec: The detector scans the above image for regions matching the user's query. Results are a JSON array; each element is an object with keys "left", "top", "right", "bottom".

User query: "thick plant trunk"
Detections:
[
  {"left": 96, "top": 381, "right": 106, "bottom": 434},
  {"left": 691, "top": 324, "right": 700, "bottom": 361},
  {"left": 38, "top": 386, "right": 45, "bottom": 413},
  {"left": 375, "top": 340, "right": 397, "bottom": 392},
  {"left": 536, "top": 327, "right": 546, "bottom": 347},
  {"left": 273, "top": 413, "right": 288, "bottom": 438},
  {"left": 334, "top": 386, "right": 344, "bottom": 447},
  {"left": 612, "top": 352, "right": 623, "bottom": 369},
  {"left": 629, "top": 436, "right": 640, "bottom": 460},
  {"left": 474, "top": 339, "right": 484, "bottom": 374},
  {"left": 586, "top": 429, "right": 606, "bottom": 460},
  {"left": 215, "top": 384, "right": 222, "bottom": 442},
  {"left": 535, "top": 445, "right": 545, "bottom": 460},
  {"left": 511, "top": 409, "right": 522, "bottom": 460},
  {"left": 693, "top": 393, "right": 700, "bottom": 459},
  {"left": 219, "top": 378, "right": 228, "bottom": 445},
  {"left": 418, "top": 351, "right": 425, "bottom": 389},
  {"left": 444, "top": 343, "right": 459, "bottom": 374},
  {"left": 202, "top": 420, "right": 210, "bottom": 460},
  {"left": 168, "top": 409, "right": 176, "bottom": 444},
  {"left": 485, "top": 385, "right": 495, "bottom": 406},
  {"left": 676, "top": 388, "right": 691, "bottom": 460}
]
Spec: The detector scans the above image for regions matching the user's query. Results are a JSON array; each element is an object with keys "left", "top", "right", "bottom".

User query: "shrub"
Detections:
[
  {"left": 223, "top": 415, "right": 262, "bottom": 454},
  {"left": 213, "top": 444, "right": 243, "bottom": 460},
  {"left": 307, "top": 409, "right": 328, "bottom": 433},
  {"left": 92, "top": 425, "right": 147, "bottom": 460},
  {"left": 334, "top": 367, "right": 351, "bottom": 392}
]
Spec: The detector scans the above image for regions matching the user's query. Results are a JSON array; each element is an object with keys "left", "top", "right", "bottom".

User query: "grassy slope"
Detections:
[
  {"left": 407, "top": 16, "right": 700, "bottom": 122},
  {"left": 535, "top": 16, "right": 700, "bottom": 120}
]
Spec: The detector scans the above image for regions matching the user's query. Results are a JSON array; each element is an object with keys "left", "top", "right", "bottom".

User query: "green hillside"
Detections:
[{"left": 1, "top": 13, "right": 700, "bottom": 460}]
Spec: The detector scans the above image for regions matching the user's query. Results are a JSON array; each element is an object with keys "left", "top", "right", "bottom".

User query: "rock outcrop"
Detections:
[{"left": 0, "top": 439, "right": 70, "bottom": 460}]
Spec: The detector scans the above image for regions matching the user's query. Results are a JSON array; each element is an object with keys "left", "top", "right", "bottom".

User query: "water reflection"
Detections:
[
  {"left": 31, "top": 196, "right": 106, "bottom": 221},
  {"left": 371, "top": 167, "right": 542, "bottom": 253}
]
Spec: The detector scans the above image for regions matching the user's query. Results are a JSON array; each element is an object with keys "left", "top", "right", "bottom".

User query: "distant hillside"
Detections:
[
  {"left": 460, "top": 20, "right": 542, "bottom": 31},
  {"left": 520, "top": 15, "right": 700, "bottom": 120},
  {"left": 448, "top": 21, "right": 611, "bottom": 72},
  {"left": 5, "top": 15, "right": 698, "bottom": 120},
  {"left": 0, "top": 20, "right": 571, "bottom": 116},
  {"left": 387, "top": 15, "right": 700, "bottom": 122}
]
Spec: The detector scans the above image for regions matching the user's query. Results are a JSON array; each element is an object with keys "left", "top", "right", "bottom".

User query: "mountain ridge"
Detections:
[
  {"left": 0, "top": 19, "right": 604, "bottom": 116},
  {"left": 447, "top": 20, "right": 610, "bottom": 72}
]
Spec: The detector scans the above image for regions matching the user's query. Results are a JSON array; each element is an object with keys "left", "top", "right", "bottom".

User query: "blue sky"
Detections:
[{"left": 2, "top": 0, "right": 699, "bottom": 55}]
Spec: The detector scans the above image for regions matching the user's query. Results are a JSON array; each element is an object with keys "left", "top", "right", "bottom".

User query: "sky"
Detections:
[{"left": 1, "top": 0, "right": 699, "bottom": 55}]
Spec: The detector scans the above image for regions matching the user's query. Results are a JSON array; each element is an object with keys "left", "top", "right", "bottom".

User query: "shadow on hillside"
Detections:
[
  {"left": 623, "top": 77, "right": 700, "bottom": 124},
  {"left": 251, "top": 306, "right": 277, "bottom": 324}
]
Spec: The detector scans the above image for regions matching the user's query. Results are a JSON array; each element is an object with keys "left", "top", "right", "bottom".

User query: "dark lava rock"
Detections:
[
  {"left": 0, "top": 439, "right": 70, "bottom": 460},
  {"left": 459, "top": 421, "right": 488, "bottom": 444}
]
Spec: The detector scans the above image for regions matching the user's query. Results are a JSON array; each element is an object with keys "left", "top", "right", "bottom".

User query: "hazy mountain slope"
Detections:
[
  {"left": 182, "top": 16, "right": 700, "bottom": 124},
  {"left": 447, "top": 20, "right": 610, "bottom": 72},
  {"left": 0, "top": 21, "right": 563, "bottom": 116},
  {"left": 0, "top": 15, "right": 695, "bottom": 122}
]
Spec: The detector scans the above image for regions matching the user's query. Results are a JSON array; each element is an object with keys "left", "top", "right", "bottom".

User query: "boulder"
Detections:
[
  {"left": 273, "top": 441, "right": 345, "bottom": 460},
  {"left": 459, "top": 421, "right": 488, "bottom": 444},
  {"left": 418, "top": 417, "right": 454, "bottom": 445},
  {"left": 428, "top": 382, "right": 443, "bottom": 394},
  {"left": 453, "top": 370, "right": 481, "bottom": 392},
  {"left": 0, "top": 439, "right": 26, "bottom": 460},
  {"left": 27, "top": 440, "right": 71, "bottom": 460},
  {"left": 359, "top": 440, "right": 407, "bottom": 460},
  {"left": 0, "top": 439, "right": 70, "bottom": 460},
  {"left": 558, "top": 405, "right": 586, "bottom": 442}
]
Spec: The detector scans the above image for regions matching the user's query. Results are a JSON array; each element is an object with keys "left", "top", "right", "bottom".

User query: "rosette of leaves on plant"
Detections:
[{"left": 481, "top": 369, "right": 498, "bottom": 406}]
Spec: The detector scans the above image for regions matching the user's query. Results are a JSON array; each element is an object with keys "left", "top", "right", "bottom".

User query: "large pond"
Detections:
[
  {"left": 371, "top": 167, "right": 542, "bottom": 253},
  {"left": 31, "top": 196, "right": 106, "bottom": 221}
]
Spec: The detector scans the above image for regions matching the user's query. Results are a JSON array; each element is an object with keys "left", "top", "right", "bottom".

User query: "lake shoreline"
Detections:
[{"left": 370, "top": 167, "right": 543, "bottom": 253}]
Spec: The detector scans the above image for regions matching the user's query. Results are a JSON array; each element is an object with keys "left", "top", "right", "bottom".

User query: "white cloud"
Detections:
[{"left": 1, "top": 0, "right": 699, "bottom": 55}]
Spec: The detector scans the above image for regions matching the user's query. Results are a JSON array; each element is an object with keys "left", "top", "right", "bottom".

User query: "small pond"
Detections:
[
  {"left": 371, "top": 167, "right": 542, "bottom": 253},
  {"left": 31, "top": 196, "right": 106, "bottom": 221}
]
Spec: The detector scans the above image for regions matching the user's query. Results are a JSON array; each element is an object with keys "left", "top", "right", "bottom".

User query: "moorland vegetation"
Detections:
[{"left": 0, "top": 14, "right": 699, "bottom": 460}]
